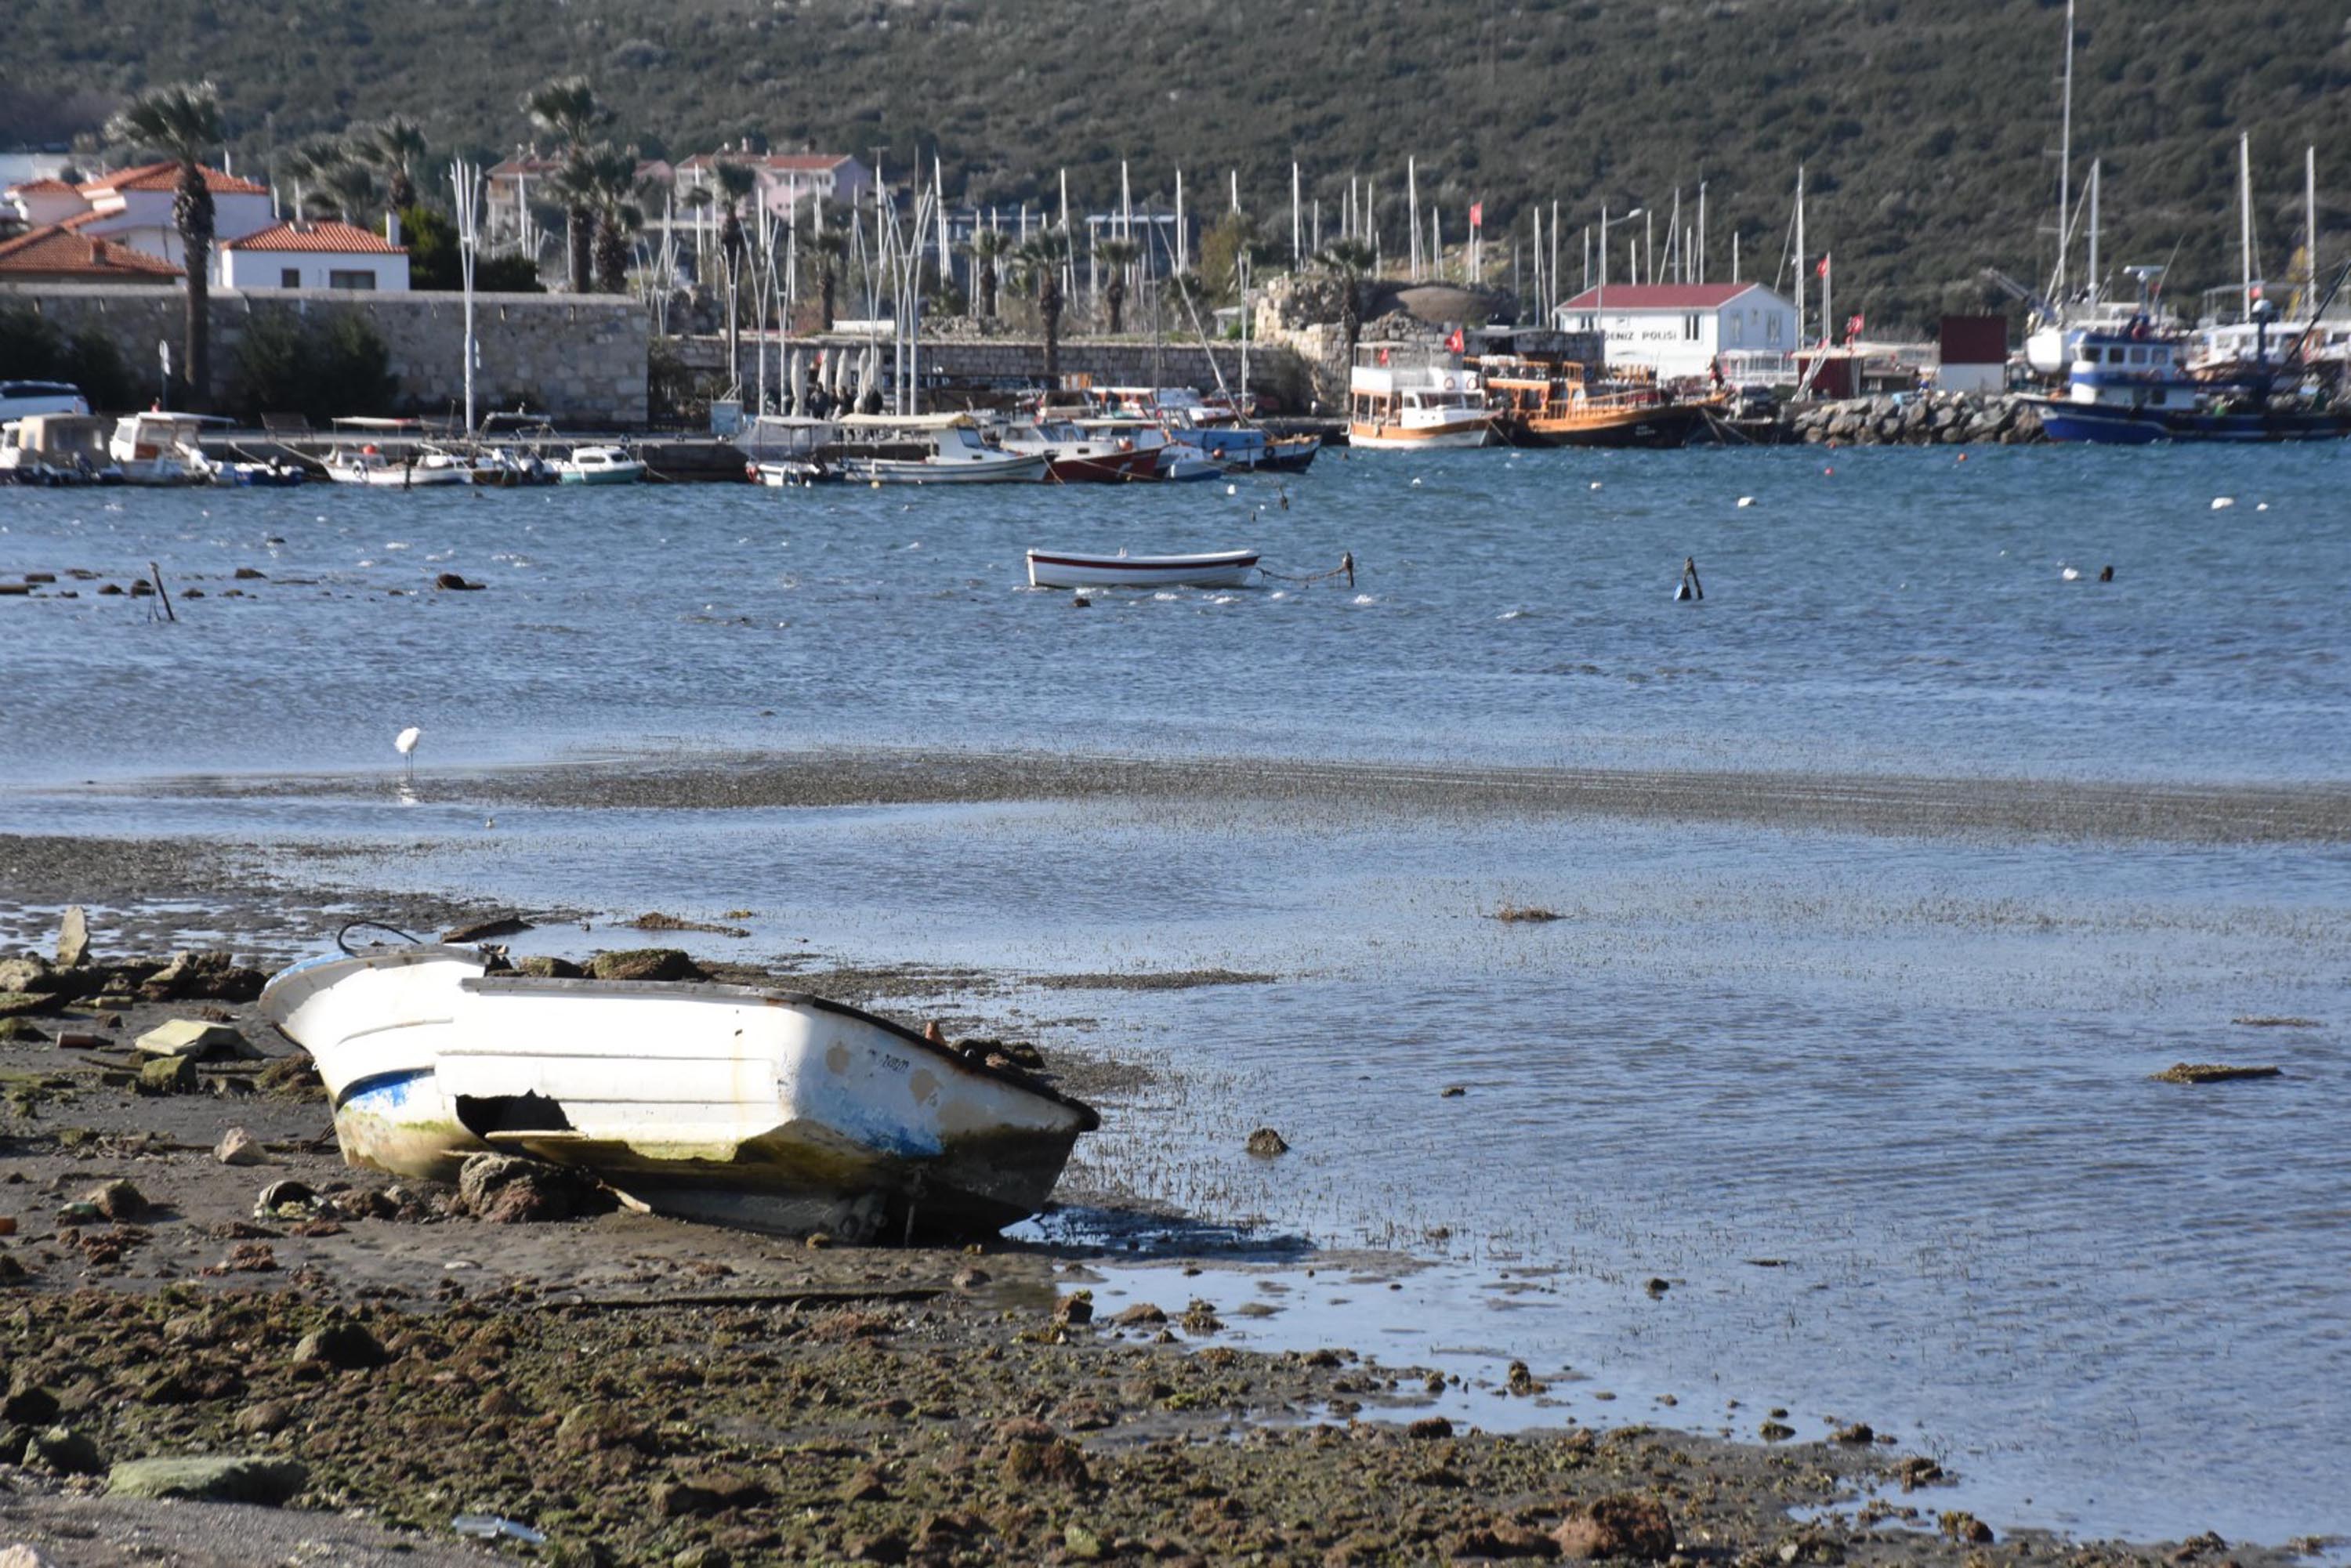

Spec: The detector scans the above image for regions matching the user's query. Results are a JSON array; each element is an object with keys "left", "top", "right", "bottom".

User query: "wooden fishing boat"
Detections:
[
  {"left": 106, "top": 411, "right": 218, "bottom": 484},
  {"left": 835, "top": 415, "right": 1050, "bottom": 483},
  {"left": 998, "top": 418, "right": 1164, "bottom": 483},
  {"left": 260, "top": 941, "right": 1098, "bottom": 1240},
  {"left": 1025, "top": 548, "right": 1261, "bottom": 589},
  {"left": 323, "top": 448, "right": 472, "bottom": 487},
  {"left": 1485, "top": 357, "right": 1723, "bottom": 448}
]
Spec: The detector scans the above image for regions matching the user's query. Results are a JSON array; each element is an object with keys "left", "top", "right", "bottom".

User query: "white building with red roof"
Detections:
[
  {"left": 5, "top": 161, "right": 277, "bottom": 270},
  {"left": 672, "top": 147, "right": 872, "bottom": 215},
  {"left": 1556, "top": 281, "right": 1799, "bottom": 381},
  {"left": 0, "top": 224, "right": 183, "bottom": 284},
  {"left": 218, "top": 218, "right": 410, "bottom": 292}
]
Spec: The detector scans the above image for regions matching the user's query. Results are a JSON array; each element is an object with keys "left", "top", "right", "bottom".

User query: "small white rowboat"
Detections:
[
  {"left": 1026, "top": 548, "right": 1262, "bottom": 589},
  {"left": 260, "top": 943, "right": 1098, "bottom": 1240}
]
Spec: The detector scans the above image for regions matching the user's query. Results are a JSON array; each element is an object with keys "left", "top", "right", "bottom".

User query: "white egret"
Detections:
[{"left": 394, "top": 725, "right": 422, "bottom": 781}]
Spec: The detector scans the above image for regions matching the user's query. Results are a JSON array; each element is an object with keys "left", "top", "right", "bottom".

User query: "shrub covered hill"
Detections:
[{"left": 6, "top": 0, "right": 2347, "bottom": 331}]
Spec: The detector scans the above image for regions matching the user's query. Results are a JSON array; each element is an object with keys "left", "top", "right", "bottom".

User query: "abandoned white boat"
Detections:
[
  {"left": 259, "top": 940, "right": 1097, "bottom": 1240},
  {"left": 1026, "top": 547, "right": 1262, "bottom": 590}
]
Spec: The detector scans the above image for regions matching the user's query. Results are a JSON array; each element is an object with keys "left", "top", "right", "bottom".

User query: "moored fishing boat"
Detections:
[
  {"left": 259, "top": 938, "right": 1099, "bottom": 1240},
  {"left": 2026, "top": 324, "right": 2351, "bottom": 444},
  {"left": 835, "top": 414, "right": 1049, "bottom": 483},
  {"left": 1, "top": 414, "right": 121, "bottom": 484},
  {"left": 323, "top": 447, "right": 472, "bottom": 487},
  {"left": 998, "top": 417, "right": 1164, "bottom": 483},
  {"left": 1484, "top": 357, "right": 1722, "bottom": 448},
  {"left": 1025, "top": 547, "right": 1261, "bottom": 589},
  {"left": 557, "top": 445, "right": 647, "bottom": 484},
  {"left": 106, "top": 411, "right": 218, "bottom": 484},
  {"left": 1347, "top": 355, "right": 1494, "bottom": 449}
]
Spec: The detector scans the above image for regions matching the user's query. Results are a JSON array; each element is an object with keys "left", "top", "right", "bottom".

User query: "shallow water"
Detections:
[
  {"left": 2, "top": 448, "right": 2348, "bottom": 1541},
  {"left": 0, "top": 443, "right": 2347, "bottom": 784}
]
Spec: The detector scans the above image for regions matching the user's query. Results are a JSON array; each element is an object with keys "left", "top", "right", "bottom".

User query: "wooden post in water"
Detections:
[{"left": 148, "top": 561, "right": 175, "bottom": 622}]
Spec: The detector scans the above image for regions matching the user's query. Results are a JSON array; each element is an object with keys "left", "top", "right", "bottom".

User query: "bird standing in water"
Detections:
[{"left": 394, "top": 725, "right": 422, "bottom": 781}]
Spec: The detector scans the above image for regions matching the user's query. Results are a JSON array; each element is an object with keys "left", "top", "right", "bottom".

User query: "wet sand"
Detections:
[
  {"left": 145, "top": 746, "right": 2351, "bottom": 846},
  {"left": 0, "top": 753, "right": 2338, "bottom": 1561}
]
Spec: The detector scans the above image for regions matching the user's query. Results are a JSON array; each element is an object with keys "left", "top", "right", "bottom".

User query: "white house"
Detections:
[
  {"left": 56, "top": 162, "right": 277, "bottom": 266},
  {"left": 218, "top": 219, "right": 410, "bottom": 291},
  {"left": 1555, "top": 282, "right": 1800, "bottom": 382}
]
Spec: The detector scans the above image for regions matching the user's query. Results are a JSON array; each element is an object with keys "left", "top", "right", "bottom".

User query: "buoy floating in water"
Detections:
[
  {"left": 2256, "top": 502, "right": 2269, "bottom": 512},
  {"left": 2211, "top": 496, "right": 2234, "bottom": 509},
  {"left": 1588, "top": 481, "right": 1603, "bottom": 491},
  {"left": 2062, "top": 567, "right": 2081, "bottom": 581},
  {"left": 1737, "top": 496, "right": 1755, "bottom": 508}
]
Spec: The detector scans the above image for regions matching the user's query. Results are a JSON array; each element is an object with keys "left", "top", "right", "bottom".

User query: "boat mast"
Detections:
[
  {"left": 2087, "top": 158, "right": 2099, "bottom": 308},
  {"left": 2306, "top": 144, "right": 2318, "bottom": 310},
  {"left": 2055, "top": 0, "right": 2074, "bottom": 303},
  {"left": 1697, "top": 181, "right": 1707, "bottom": 284},
  {"left": 1795, "top": 165, "right": 1806, "bottom": 339},
  {"left": 2241, "top": 131, "right": 2254, "bottom": 319}
]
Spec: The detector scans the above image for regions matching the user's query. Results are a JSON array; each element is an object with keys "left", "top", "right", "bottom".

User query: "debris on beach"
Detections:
[
  {"left": 2230, "top": 1015, "right": 2320, "bottom": 1028},
  {"left": 1491, "top": 904, "right": 1563, "bottom": 922},
  {"left": 1245, "top": 1127, "right": 1290, "bottom": 1157},
  {"left": 629, "top": 911, "right": 753, "bottom": 938},
  {"left": 2153, "top": 1063, "right": 2282, "bottom": 1085}
]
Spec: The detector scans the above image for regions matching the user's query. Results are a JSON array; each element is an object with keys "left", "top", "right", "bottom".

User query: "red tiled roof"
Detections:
[
  {"left": 1558, "top": 283, "right": 1760, "bottom": 311},
  {"left": 0, "top": 224, "right": 182, "bottom": 278},
  {"left": 57, "top": 210, "right": 107, "bottom": 231},
  {"left": 80, "top": 161, "right": 269, "bottom": 197},
  {"left": 220, "top": 219, "right": 404, "bottom": 255},
  {"left": 6, "top": 178, "right": 78, "bottom": 196}
]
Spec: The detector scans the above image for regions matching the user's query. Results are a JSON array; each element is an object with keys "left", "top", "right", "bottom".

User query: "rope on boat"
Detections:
[
  {"left": 1255, "top": 552, "right": 1355, "bottom": 587},
  {"left": 336, "top": 919, "right": 426, "bottom": 955}
]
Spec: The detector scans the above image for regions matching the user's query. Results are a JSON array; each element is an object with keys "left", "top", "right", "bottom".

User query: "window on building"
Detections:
[
  {"left": 1766, "top": 314, "right": 1784, "bottom": 346},
  {"left": 1728, "top": 315, "right": 1744, "bottom": 346},
  {"left": 280, "top": 268, "right": 300, "bottom": 288},
  {"left": 328, "top": 270, "right": 376, "bottom": 291},
  {"left": 1685, "top": 313, "right": 1701, "bottom": 339}
]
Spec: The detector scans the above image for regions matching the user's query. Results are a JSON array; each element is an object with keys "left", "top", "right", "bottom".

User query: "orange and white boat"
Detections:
[
  {"left": 1346, "top": 354, "right": 1494, "bottom": 449},
  {"left": 1483, "top": 357, "right": 1725, "bottom": 448}
]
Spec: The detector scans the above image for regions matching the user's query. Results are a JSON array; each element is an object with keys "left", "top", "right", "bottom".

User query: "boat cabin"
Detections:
[{"left": 2063, "top": 333, "right": 2199, "bottom": 411}]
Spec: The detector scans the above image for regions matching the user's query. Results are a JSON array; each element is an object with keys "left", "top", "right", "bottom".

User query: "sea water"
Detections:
[{"left": 1, "top": 446, "right": 2347, "bottom": 1541}]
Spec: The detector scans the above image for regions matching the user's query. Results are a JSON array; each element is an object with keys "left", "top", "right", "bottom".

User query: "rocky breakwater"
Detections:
[{"left": 1789, "top": 390, "right": 2046, "bottom": 445}]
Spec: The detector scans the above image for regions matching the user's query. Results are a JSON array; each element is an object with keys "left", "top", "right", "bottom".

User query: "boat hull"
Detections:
[
  {"left": 261, "top": 946, "right": 1097, "bottom": 1239},
  {"left": 2030, "top": 397, "right": 2351, "bottom": 444},
  {"left": 327, "top": 464, "right": 471, "bottom": 487},
  {"left": 1040, "top": 448, "right": 1162, "bottom": 483},
  {"left": 1347, "top": 420, "right": 1492, "bottom": 450},
  {"left": 558, "top": 465, "right": 646, "bottom": 485},
  {"left": 1506, "top": 401, "right": 1715, "bottom": 449},
  {"left": 1026, "top": 549, "right": 1260, "bottom": 589},
  {"left": 840, "top": 452, "right": 1049, "bottom": 483}
]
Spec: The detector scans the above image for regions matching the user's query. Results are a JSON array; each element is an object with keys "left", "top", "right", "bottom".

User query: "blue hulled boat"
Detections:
[{"left": 2027, "top": 315, "right": 2351, "bottom": 444}]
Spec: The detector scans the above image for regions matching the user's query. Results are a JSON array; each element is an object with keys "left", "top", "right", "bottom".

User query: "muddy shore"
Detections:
[{"left": 0, "top": 751, "right": 2335, "bottom": 1563}]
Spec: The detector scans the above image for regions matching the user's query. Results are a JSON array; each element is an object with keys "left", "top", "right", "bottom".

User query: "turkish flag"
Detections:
[
  {"left": 1817, "top": 254, "right": 1831, "bottom": 278},
  {"left": 1469, "top": 201, "right": 1483, "bottom": 228},
  {"left": 1447, "top": 328, "right": 1465, "bottom": 353}
]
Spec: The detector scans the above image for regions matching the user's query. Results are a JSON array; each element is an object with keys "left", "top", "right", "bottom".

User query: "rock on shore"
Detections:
[{"left": 1788, "top": 390, "right": 2046, "bottom": 446}]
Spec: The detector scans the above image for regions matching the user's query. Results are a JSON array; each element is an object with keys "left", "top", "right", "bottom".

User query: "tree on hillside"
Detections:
[
  {"left": 1318, "top": 238, "right": 1376, "bottom": 369},
  {"left": 965, "top": 227, "right": 1011, "bottom": 320},
  {"left": 712, "top": 161, "right": 757, "bottom": 389},
  {"left": 104, "top": 81, "right": 225, "bottom": 411},
  {"left": 1018, "top": 227, "right": 1071, "bottom": 387},
  {"left": 1199, "top": 211, "right": 1270, "bottom": 307},
  {"left": 522, "top": 76, "right": 610, "bottom": 294},
  {"left": 1098, "top": 235, "right": 1140, "bottom": 335},
  {"left": 354, "top": 116, "right": 429, "bottom": 211}
]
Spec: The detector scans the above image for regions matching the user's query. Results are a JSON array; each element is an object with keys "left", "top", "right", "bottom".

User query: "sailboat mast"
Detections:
[
  {"left": 1795, "top": 165, "right": 1806, "bottom": 335},
  {"left": 2307, "top": 144, "right": 2319, "bottom": 306},
  {"left": 2087, "top": 159, "right": 2099, "bottom": 308},
  {"left": 2055, "top": 0, "right": 2074, "bottom": 302},
  {"left": 2241, "top": 131, "right": 2255, "bottom": 318}
]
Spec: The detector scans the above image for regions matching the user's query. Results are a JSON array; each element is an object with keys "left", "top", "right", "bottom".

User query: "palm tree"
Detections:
[
  {"left": 1319, "top": 238, "right": 1377, "bottom": 371},
  {"left": 807, "top": 225, "right": 849, "bottom": 334},
  {"left": 1097, "top": 236, "right": 1141, "bottom": 335},
  {"left": 1020, "top": 226, "right": 1072, "bottom": 389},
  {"left": 965, "top": 227, "right": 1011, "bottom": 320},
  {"left": 710, "top": 161, "right": 757, "bottom": 386},
  {"left": 586, "top": 150, "right": 644, "bottom": 295},
  {"left": 521, "top": 76, "right": 610, "bottom": 293},
  {"left": 356, "top": 116, "right": 429, "bottom": 212},
  {"left": 106, "top": 81, "right": 226, "bottom": 411}
]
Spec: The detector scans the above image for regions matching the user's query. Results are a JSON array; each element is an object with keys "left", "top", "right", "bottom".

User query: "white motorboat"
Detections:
[
  {"left": 996, "top": 418, "right": 1163, "bottom": 483},
  {"left": 107, "top": 411, "right": 218, "bottom": 484},
  {"left": 557, "top": 445, "right": 647, "bottom": 484},
  {"left": 1348, "top": 359, "right": 1495, "bottom": 449},
  {"left": 1026, "top": 547, "right": 1262, "bottom": 590},
  {"left": 835, "top": 415, "right": 1050, "bottom": 483},
  {"left": 2, "top": 414, "right": 121, "bottom": 484},
  {"left": 323, "top": 447, "right": 472, "bottom": 487},
  {"left": 1069, "top": 418, "right": 1222, "bottom": 481},
  {"left": 259, "top": 940, "right": 1098, "bottom": 1240}
]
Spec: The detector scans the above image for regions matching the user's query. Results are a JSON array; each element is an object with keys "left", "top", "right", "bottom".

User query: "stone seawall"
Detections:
[
  {"left": 0, "top": 284, "right": 649, "bottom": 427},
  {"left": 676, "top": 335, "right": 1314, "bottom": 411},
  {"left": 1788, "top": 390, "right": 2045, "bottom": 445}
]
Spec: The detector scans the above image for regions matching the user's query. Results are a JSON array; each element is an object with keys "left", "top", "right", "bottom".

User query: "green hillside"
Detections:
[{"left": 6, "top": 0, "right": 2348, "bottom": 331}]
